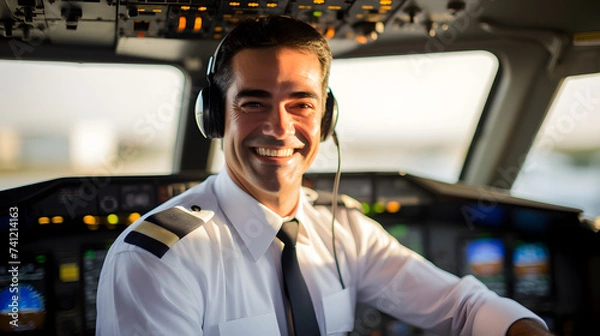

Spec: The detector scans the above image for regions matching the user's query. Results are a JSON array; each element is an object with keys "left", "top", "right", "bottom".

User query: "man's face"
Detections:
[{"left": 223, "top": 47, "right": 324, "bottom": 207}]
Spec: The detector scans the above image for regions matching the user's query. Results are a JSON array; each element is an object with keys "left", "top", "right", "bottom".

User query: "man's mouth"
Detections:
[{"left": 254, "top": 147, "right": 294, "bottom": 158}]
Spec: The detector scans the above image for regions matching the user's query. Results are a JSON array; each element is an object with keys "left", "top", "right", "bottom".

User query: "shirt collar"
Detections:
[{"left": 215, "top": 169, "right": 307, "bottom": 262}]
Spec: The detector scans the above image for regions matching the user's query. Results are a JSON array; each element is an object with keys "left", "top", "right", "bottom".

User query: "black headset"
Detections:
[{"left": 194, "top": 35, "right": 338, "bottom": 141}]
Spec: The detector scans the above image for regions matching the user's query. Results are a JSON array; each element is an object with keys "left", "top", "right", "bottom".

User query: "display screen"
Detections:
[
  {"left": 462, "top": 238, "right": 507, "bottom": 296},
  {"left": 386, "top": 224, "right": 425, "bottom": 256},
  {"left": 0, "top": 255, "right": 49, "bottom": 333},
  {"left": 82, "top": 246, "right": 110, "bottom": 332},
  {"left": 513, "top": 241, "right": 551, "bottom": 298}
]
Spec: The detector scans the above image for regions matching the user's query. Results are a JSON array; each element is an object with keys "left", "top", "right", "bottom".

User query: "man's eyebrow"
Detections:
[
  {"left": 290, "top": 91, "right": 319, "bottom": 100},
  {"left": 234, "top": 89, "right": 271, "bottom": 101},
  {"left": 233, "top": 89, "right": 319, "bottom": 101}
]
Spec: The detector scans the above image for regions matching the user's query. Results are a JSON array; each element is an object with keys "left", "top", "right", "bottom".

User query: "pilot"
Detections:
[{"left": 96, "top": 15, "right": 552, "bottom": 336}]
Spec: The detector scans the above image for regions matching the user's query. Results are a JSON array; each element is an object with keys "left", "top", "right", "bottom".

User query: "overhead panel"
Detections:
[
  {"left": 0, "top": 0, "right": 481, "bottom": 48},
  {"left": 0, "top": 0, "right": 117, "bottom": 46}
]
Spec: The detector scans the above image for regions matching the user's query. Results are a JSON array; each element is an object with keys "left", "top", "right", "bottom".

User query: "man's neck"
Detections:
[
  {"left": 224, "top": 168, "right": 302, "bottom": 217},
  {"left": 257, "top": 188, "right": 300, "bottom": 218}
]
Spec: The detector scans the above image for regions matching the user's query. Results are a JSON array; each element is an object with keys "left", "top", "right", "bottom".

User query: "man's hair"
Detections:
[{"left": 211, "top": 16, "right": 332, "bottom": 105}]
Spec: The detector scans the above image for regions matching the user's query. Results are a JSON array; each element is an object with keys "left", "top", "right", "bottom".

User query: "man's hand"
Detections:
[{"left": 507, "top": 318, "right": 554, "bottom": 336}]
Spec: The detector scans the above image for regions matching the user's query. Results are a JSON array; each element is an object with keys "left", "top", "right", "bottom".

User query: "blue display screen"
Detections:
[
  {"left": 464, "top": 238, "right": 507, "bottom": 296},
  {"left": 513, "top": 241, "right": 551, "bottom": 298},
  {"left": 0, "top": 258, "right": 48, "bottom": 333}
]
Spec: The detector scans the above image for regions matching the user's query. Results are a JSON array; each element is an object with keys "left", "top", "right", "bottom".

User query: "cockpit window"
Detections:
[
  {"left": 512, "top": 72, "right": 600, "bottom": 219},
  {"left": 310, "top": 51, "right": 499, "bottom": 183},
  {"left": 0, "top": 61, "right": 185, "bottom": 190}
]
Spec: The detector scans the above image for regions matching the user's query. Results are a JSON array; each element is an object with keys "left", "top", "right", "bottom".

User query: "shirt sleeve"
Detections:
[
  {"left": 347, "top": 209, "right": 546, "bottom": 336},
  {"left": 96, "top": 250, "right": 204, "bottom": 336}
]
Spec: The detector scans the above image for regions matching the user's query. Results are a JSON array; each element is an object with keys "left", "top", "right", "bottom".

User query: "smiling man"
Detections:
[
  {"left": 96, "top": 16, "right": 552, "bottom": 336},
  {"left": 223, "top": 46, "right": 323, "bottom": 217}
]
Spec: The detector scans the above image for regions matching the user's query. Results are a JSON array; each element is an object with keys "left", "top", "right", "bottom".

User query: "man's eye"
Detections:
[
  {"left": 294, "top": 102, "right": 315, "bottom": 110},
  {"left": 242, "top": 102, "right": 262, "bottom": 108},
  {"left": 240, "top": 102, "right": 266, "bottom": 112}
]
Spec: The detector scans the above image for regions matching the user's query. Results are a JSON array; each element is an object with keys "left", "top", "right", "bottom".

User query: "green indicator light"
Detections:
[
  {"left": 373, "top": 202, "right": 385, "bottom": 214},
  {"left": 84, "top": 250, "right": 96, "bottom": 259},
  {"left": 107, "top": 214, "right": 119, "bottom": 225},
  {"left": 361, "top": 202, "right": 371, "bottom": 214},
  {"left": 313, "top": 11, "right": 322, "bottom": 17},
  {"left": 36, "top": 255, "right": 47, "bottom": 263},
  {"left": 388, "top": 224, "right": 408, "bottom": 239}
]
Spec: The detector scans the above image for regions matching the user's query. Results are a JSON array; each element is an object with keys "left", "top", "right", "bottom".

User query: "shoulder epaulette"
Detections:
[
  {"left": 307, "top": 189, "right": 365, "bottom": 213},
  {"left": 124, "top": 205, "right": 214, "bottom": 258}
]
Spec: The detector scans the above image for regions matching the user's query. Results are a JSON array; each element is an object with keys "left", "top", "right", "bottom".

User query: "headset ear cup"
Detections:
[
  {"left": 321, "top": 89, "right": 339, "bottom": 141},
  {"left": 209, "top": 85, "right": 225, "bottom": 138},
  {"left": 195, "top": 86, "right": 225, "bottom": 139},
  {"left": 195, "top": 88, "right": 211, "bottom": 138}
]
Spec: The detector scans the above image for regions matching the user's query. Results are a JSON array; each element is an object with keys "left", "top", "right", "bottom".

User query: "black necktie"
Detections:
[{"left": 277, "top": 220, "right": 321, "bottom": 336}]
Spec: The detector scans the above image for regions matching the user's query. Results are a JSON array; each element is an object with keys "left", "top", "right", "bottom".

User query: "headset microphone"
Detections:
[{"left": 330, "top": 130, "right": 345, "bottom": 289}]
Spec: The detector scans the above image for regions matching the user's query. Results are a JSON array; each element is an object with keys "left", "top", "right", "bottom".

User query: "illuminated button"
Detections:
[
  {"left": 177, "top": 16, "right": 187, "bottom": 32},
  {"left": 193, "top": 17, "right": 202, "bottom": 32},
  {"left": 51, "top": 216, "right": 64, "bottom": 224},
  {"left": 361, "top": 202, "right": 371, "bottom": 214},
  {"left": 38, "top": 217, "right": 50, "bottom": 225},
  {"left": 313, "top": 11, "right": 322, "bottom": 17},
  {"left": 380, "top": 0, "right": 392, "bottom": 5},
  {"left": 36, "top": 254, "right": 47, "bottom": 263},
  {"left": 266, "top": 2, "right": 277, "bottom": 8},
  {"left": 389, "top": 224, "right": 408, "bottom": 238},
  {"left": 59, "top": 263, "right": 80, "bottom": 282},
  {"left": 198, "top": 6, "right": 207, "bottom": 11},
  {"left": 180, "top": 5, "right": 190, "bottom": 10},
  {"left": 128, "top": 212, "right": 141, "bottom": 224},
  {"left": 83, "top": 215, "right": 98, "bottom": 225},
  {"left": 355, "top": 35, "right": 368, "bottom": 44},
  {"left": 229, "top": 1, "right": 240, "bottom": 6},
  {"left": 313, "top": 0, "right": 324, "bottom": 4},
  {"left": 373, "top": 202, "right": 385, "bottom": 214},
  {"left": 325, "top": 26, "right": 335, "bottom": 38},
  {"left": 386, "top": 201, "right": 401, "bottom": 213},
  {"left": 248, "top": 2, "right": 259, "bottom": 7},
  {"left": 328, "top": 5, "right": 341, "bottom": 10},
  {"left": 107, "top": 214, "right": 119, "bottom": 225},
  {"left": 84, "top": 249, "right": 96, "bottom": 260}
]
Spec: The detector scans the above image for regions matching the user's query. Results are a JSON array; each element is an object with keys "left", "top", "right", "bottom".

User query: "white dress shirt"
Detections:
[{"left": 96, "top": 169, "right": 545, "bottom": 336}]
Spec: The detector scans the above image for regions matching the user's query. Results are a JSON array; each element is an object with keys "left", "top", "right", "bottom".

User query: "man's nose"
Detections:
[{"left": 262, "top": 105, "right": 294, "bottom": 138}]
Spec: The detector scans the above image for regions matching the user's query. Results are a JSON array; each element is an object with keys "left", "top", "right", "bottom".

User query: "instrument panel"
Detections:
[
  {"left": 0, "top": 172, "right": 598, "bottom": 335},
  {"left": 0, "top": 0, "right": 481, "bottom": 48}
]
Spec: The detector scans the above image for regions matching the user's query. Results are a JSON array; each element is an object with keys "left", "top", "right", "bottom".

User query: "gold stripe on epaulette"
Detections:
[{"left": 133, "top": 221, "right": 180, "bottom": 247}]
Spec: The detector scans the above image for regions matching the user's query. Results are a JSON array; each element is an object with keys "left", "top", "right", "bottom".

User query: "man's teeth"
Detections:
[{"left": 256, "top": 148, "right": 293, "bottom": 157}]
